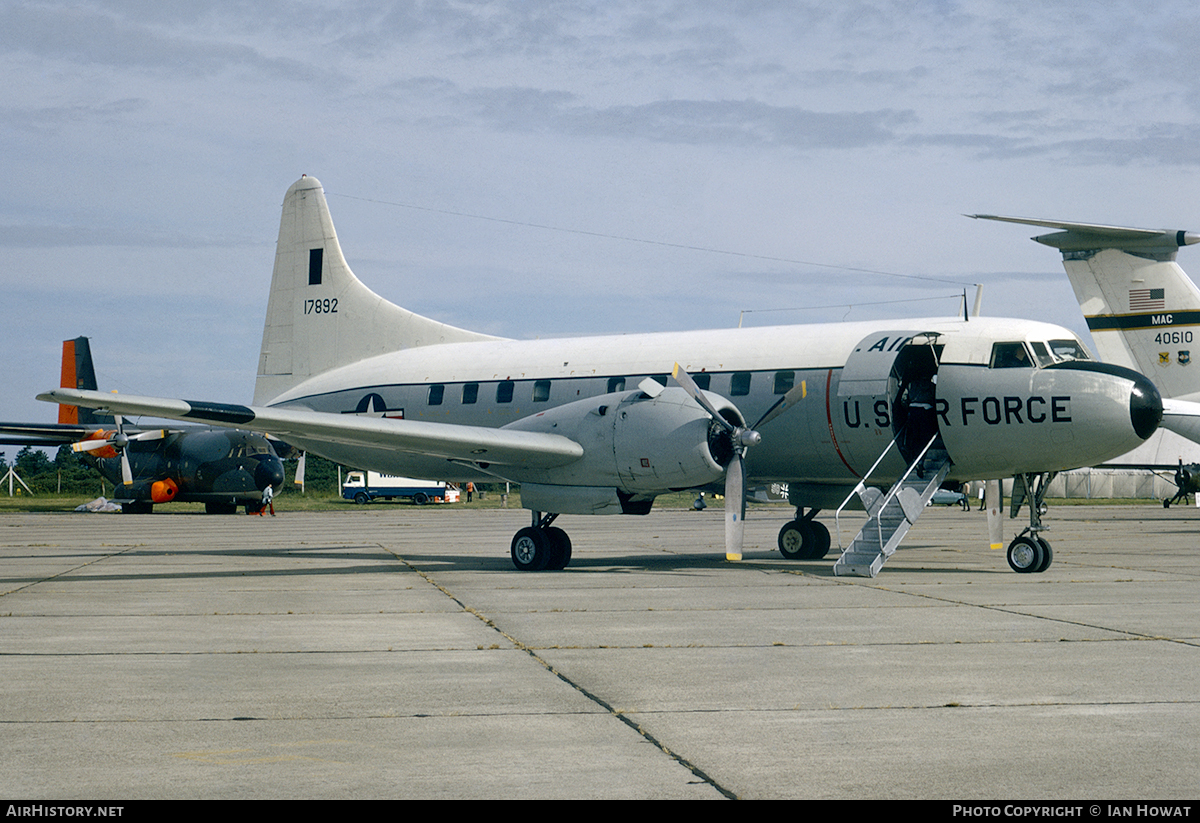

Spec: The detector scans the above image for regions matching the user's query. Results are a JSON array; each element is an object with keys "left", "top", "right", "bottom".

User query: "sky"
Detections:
[{"left": 5, "top": 0, "right": 1200, "bottom": 432}]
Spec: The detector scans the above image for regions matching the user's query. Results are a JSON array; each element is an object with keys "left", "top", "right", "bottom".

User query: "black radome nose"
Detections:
[
  {"left": 256, "top": 457, "right": 286, "bottom": 490},
  {"left": 1129, "top": 371, "right": 1163, "bottom": 440}
]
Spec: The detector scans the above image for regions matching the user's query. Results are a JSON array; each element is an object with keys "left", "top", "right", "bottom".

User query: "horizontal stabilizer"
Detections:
[{"left": 969, "top": 214, "right": 1200, "bottom": 257}]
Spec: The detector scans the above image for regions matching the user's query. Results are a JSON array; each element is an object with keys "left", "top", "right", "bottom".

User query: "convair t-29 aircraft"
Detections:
[{"left": 41, "top": 177, "right": 1164, "bottom": 576}]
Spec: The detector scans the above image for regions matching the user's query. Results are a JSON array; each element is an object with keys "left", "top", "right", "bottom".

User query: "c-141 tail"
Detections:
[{"left": 972, "top": 215, "right": 1200, "bottom": 402}]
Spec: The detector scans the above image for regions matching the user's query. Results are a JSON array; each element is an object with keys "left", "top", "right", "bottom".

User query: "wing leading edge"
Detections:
[{"left": 37, "top": 389, "right": 584, "bottom": 471}]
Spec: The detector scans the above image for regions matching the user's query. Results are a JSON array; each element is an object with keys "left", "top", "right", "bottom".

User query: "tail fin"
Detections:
[
  {"left": 58, "top": 337, "right": 109, "bottom": 425},
  {"left": 254, "top": 176, "right": 501, "bottom": 405},
  {"left": 972, "top": 215, "right": 1200, "bottom": 401}
]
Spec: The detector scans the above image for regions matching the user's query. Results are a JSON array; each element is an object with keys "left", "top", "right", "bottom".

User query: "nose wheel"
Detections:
[
  {"left": 1006, "top": 472, "right": 1056, "bottom": 573},
  {"left": 1007, "top": 534, "right": 1053, "bottom": 573}
]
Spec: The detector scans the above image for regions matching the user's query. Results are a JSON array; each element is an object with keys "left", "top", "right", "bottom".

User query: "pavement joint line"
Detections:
[
  {"left": 0, "top": 544, "right": 138, "bottom": 597},
  {"left": 384, "top": 545, "right": 741, "bottom": 800},
  {"left": 760, "top": 559, "right": 1200, "bottom": 648}
]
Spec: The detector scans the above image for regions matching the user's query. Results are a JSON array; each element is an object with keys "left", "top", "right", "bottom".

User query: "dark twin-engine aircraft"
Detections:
[{"left": 0, "top": 337, "right": 284, "bottom": 514}]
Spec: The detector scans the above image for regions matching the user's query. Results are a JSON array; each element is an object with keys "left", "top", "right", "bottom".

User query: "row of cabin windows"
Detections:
[{"left": 426, "top": 371, "right": 798, "bottom": 406}]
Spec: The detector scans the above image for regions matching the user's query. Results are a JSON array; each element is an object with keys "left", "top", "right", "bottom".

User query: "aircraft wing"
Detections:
[
  {"left": 0, "top": 422, "right": 93, "bottom": 447},
  {"left": 37, "top": 389, "right": 585, "bottom": 470},
  {"left": 1161, "top": 397, "right": 1200, "bottom": 445}
]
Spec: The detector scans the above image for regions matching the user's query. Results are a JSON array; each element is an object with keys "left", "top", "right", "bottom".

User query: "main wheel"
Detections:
[
  {"left": 778, "top": 520, "right": 815, "bottom": 559},
  {"left": 205, "top": 501, "right": 238, "bottom": 515},
  {"left": 543, "top": 526, "right": 572, "bottom": 570},
  {"left": 1007, "top": 536, "right": 1044, "bottom": 574},
  {"left": 808, "top": 521, "right": 831, "bottom": 559},
  {"left": 511, "top": 526, "right": 552, "bottom": 571}
]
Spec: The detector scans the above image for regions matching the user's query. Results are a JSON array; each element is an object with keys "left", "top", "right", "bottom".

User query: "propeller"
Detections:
[
  {"left": 667, "top": 364, "right": 765, "bottom": 561},
  {"left": 72, "top": 414, "right": 166, "bottom": 486}
]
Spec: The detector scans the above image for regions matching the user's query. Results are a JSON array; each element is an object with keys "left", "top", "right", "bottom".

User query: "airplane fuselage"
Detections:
[{"left": 263, "top": 314, "right": 1158, "bottom": 502}]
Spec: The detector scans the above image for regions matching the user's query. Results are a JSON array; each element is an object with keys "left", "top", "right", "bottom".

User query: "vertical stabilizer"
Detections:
[
  {"left": 1062, "top": 250, "right": 1200, "bottom": 400},
  {"left": 972, "top": 215, "right": 1200, "bottom": 400},
  {"left": 254, "top": 176, "right": 501, "bottom": 405},
  {"left": 58, "top": 337, "right": 108, "bottom": 425}
]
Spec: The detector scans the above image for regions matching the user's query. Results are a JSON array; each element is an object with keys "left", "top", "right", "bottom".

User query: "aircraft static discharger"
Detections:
[
  {"left": 42, "top": 177, "right": 1163, "bottom": 574},
  {"left": 1, "top": 337, "right": 285, "bottom": 514}
]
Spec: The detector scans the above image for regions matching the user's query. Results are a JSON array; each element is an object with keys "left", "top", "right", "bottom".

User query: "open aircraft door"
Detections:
[{"left": 834, "top": 330, "right": 944, "bottom": 474}]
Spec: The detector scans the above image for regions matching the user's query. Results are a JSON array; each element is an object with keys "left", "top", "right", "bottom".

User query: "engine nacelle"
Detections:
[{"left": 501, "top": 387, "right": 742, "bottom": 512}]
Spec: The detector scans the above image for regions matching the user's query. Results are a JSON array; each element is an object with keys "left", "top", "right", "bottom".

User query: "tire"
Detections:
[
  {"left": 1007, "top": 536, "right": 1043, "bottom": 574},
  {"left": 778, "top": 520, "right": 815, "bottom": 559},
  {"left": 511, "top": 527, "right": 551, "bottom": 572},
  {"left": 543, "top": 526, "right": 572, "bottom": 570},
  {"left": 413, "top": 493, "right": 429, "bottom": 505},
  {"left": 809, "top": 520, "right": 832, "bottom": 559},
  {"left": 205, "top": 501, "right": 238, "bottom": 515},
  {"left": 1034, "top": 537, "right": 1054, "bottom": 573},
  {"left": 354, "top": 492, "right": 370, "bottom": 505}
]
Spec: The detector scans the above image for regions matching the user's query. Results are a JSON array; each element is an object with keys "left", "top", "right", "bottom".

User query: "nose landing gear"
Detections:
[{"left": 1006, "top": 472, "right": 1056, "bottom": 573}]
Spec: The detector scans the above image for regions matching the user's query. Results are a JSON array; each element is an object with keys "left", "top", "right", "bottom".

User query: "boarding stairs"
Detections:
[{"left": 833, "top": 435, "right": 951, "bottom": 578}]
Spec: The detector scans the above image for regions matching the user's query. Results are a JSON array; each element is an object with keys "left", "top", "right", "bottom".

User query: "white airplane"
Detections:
[{"left": 41, "top": 177, "right": 1164, "bottom": 577}]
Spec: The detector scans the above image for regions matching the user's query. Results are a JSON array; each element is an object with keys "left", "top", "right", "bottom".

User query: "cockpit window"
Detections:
[
  {"left": 1049, "top": 339, "right": 1091, "bottom": 361},
  {"left": 1029, "top": 341, "right": 1055, "bottom": 367},
  {"left": 989, "top": 342, "right": 1033, "bottom": 369}
]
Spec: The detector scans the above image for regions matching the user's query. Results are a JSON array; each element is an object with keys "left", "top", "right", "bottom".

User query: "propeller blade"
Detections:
[
  {"left": 752, "top": 380, "right": 807, "bottom": 430},
  {"left": 72, "top": 439, "right": 112, "bottom": 453},
  {"left": 986, "top": 479, "right": 1004, "bottom": 550},
  {"left": 671, "top": 363, "right": 733, "bottom": 430},
  {"left": 120, "top": 451, "right": 133, "bottom": 486},
  {"left": 725, "top": 452, "right": 746, "bottom": 561},
  {"left": 130, "top": 429, "right": 168, "bottom": 442},
  {"left": 295, "top": 451, "right": 306, "bottom": 486}
]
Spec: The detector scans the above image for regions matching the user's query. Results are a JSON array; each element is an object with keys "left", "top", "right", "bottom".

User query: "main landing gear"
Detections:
[
  {"left": 510, "top": 513, "right": 572, "bottom": 571},
  {"left": 1006, "top": 472, "right": 1056, "bottom": 574},
  {"left": 777, "top": 508, "right": 831, "bottom": 560}
]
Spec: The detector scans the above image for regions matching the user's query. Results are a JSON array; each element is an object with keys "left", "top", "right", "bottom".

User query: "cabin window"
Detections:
[
  {"left": 462, "top": 383, "right": 479, "bottom": 404},
  {"left": 533, "top": 380, "right": 551, "bottom": 402},
  {"left": 693, "top": 373, "right": 711, "bottom": 391},
  {"left": 989, "top": 342, "right": 1033, "bottom": 369},
  {"left": 497, "top": 381, "right": 515, "bottom": 404},
  {"left": 731, "top": 372, "right": 752, "bottom": 396},
  {"left": 428, "top": 384, "right": 445, "bottom": 405},
  {"left": 607, "top": 377, "right": 626, "bottom": 393},
  {"left": 1030, "top": 342, "right": 1055, "bottom": 367},
  {"left": 1049, "top": 339, "right": 1091, "bottom": 361},
  {"left": 773, "top": 371, "right": 794, "bottom": 394}
]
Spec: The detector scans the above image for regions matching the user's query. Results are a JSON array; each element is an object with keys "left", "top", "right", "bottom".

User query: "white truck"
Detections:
[{"left": 341, "top": 471, "right": 460, "bottom": 505}]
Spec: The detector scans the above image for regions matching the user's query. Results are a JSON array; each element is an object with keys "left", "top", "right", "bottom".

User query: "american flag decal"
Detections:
[{"left": 1130, "top": 288, "right": 1165, "bottom": 311}]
